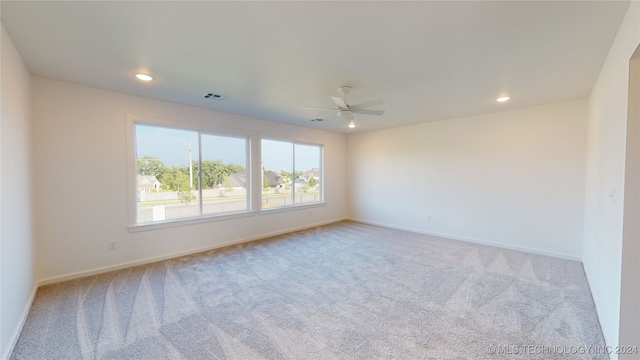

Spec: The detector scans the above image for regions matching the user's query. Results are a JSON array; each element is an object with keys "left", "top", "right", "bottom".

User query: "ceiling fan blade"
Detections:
[
  {"left": 303, "top": 106, "right": 336, "bottom": 111},
  {"left": 351, "top": 98, "right": 384, "bottom": 109},
  {"left": 331, "top": 96, "right": 348, "bottom": 109},
  {"left": 352, "top": 108, "right": 385, "bottom": 116}
]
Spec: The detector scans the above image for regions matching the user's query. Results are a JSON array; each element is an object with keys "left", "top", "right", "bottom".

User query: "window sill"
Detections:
[
  {"left": 128, "top": 210, "right": 256, "bottom": 232},
  {"left": 128, "top": 202, "right": 327, "bottom": 232},
  {"left": 259, "top": 202, "right": 326, "bottom": 215}
]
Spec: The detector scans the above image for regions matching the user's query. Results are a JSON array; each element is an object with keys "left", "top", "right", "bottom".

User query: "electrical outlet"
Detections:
[
  {"left": 309, "top": 211, "right": 313, "bottom": 217},
  {"left": 109, "top": 241, "right": 116, "bottom": 250}
]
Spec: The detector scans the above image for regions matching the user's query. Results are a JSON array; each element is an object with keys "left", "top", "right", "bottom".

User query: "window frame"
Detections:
[
  {"left": 259, "top": 136, "right": 325, "bottom": 212},
  {"left": 126, "top": 114, "right": 253, "bottom": 231}
]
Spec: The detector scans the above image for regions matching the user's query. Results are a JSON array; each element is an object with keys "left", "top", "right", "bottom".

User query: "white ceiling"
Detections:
[{"left": 1, "top": 1, "right": 630, "bottom": 133}]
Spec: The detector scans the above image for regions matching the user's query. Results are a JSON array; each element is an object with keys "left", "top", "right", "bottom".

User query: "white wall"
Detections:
[
  {"left": 32, "top": 77, "right": 347, "bottom": 282},
  {"left": 1, "top": 25, "right": 36, "bottom": 360},
  {"left": 619, "top": 45, "right": 640, "bottom": 359},
  {"left": 584, "top": 2, "right": 640, "bottom": 356},
  {"left": 347, "top": 100, "right": 587, "bottom": 259}
]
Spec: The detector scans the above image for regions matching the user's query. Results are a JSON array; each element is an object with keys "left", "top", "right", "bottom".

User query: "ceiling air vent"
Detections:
[
  {"left": 310, "top": 118, "right": 324, "bottom": 122},
  {"left": 204, "top": 93, "right": 227, "bottom": 100}
]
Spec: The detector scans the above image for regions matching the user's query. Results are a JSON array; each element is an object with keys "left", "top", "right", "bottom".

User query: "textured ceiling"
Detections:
[{"left": 1, "top": 1, "right": 630, "bottom": 133}]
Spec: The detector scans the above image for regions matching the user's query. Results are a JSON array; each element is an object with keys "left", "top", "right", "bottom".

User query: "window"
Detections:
[
  {"left": 261, "top": 138, "right": 323, "bottom": 210},
  {"left": 200, "top": 133, "right": 249, "bottom": 216},
  {"left": 133, "top": 122, "right": 249, "bottom": 225}
]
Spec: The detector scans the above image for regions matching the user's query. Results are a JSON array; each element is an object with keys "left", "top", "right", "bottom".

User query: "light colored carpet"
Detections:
[{"left": 11, "top": 221, "right": 607, "bottom": 359}]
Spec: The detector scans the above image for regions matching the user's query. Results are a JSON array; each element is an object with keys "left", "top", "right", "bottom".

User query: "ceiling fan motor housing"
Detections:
[
  {"left": 338, "top": 86, "right": 352, "bottom": 96},
  {"left": 338, "top": 109, "right": 354, "bottom": 120}
]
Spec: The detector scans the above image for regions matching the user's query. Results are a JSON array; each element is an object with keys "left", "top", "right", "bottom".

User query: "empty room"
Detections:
[{"left": 1, "top": 1, "right": 639, "bottom": 359}]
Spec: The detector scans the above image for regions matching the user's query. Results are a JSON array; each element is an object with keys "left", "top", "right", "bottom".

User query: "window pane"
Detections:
[
  {"left": 135, "top": 124, "right": 200, "bottom": 223},
  {"left": 261, "top": 139, "right": 293, "bottom": 209},
  {"left": 200, "top": 134, "right": 249, "bottom": 215},
  {"left": 261, "top": 139, "right": 323, "bottom": 210},
  {"left": 294, "top": 144, "right": 322, "bottom": 205}
]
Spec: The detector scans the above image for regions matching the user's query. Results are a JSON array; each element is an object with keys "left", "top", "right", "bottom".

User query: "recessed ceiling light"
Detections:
[
  {"left": 135, "top": 73, "right": 153, "bottom": 81},
  {"left": 348, "top": 121, "right": 356, "bottom": 129},
  {"left": 496, "top": 96, "right": 510, "bottom": 102}
]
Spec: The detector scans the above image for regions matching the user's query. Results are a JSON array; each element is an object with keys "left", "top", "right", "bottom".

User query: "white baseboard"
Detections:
[
  {"left": 347, "top": 217, "right": 582, "bottom": 262},
  {"left": 38, "top": 217, "right": 347, "bottom": 286},
  {"left": 2, "top": 281, "right": 38, "bottom": 360}
]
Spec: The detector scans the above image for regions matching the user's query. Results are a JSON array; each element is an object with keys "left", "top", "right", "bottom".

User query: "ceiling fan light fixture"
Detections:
[
  {"left": 135, "top": 73, "right": 153, "bottom": 81},
  {"left": 496, "top": 96, "right": 510, "bottom": 102},
  {"left": 348, "top": 121, "right": 356, "bottom": 129}
]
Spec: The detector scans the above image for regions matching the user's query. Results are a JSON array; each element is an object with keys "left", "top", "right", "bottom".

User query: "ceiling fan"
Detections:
[{"left": 304, "top": 86, "right": 385, "bottom": 127}]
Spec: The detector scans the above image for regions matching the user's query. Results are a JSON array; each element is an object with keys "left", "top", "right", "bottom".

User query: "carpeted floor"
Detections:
[{"left": 11, "top": 221, "right": 607, "bottom": 359}]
